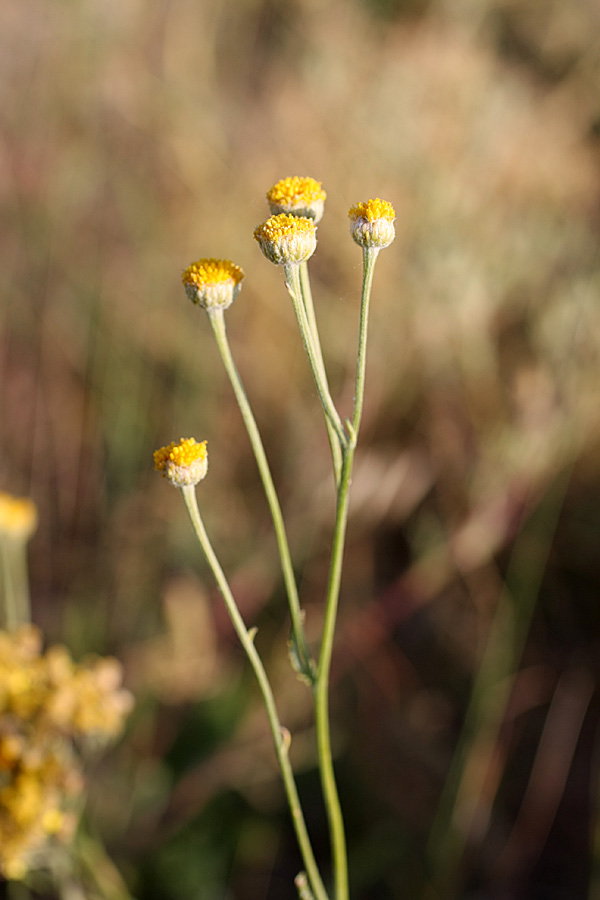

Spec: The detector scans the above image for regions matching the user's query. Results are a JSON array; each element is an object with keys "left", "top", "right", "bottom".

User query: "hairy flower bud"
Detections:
[
  {"left": 254, "top": 214, "right": 317, "bottom": 266},
  {"left": 266, "top": 176, "right": 326, "bottom": 223},
  {"left": 182, "top": 259, "right": 244, "bottom": 312},
  {"left": 348, "top": 198, "right": 395, "bottom": 250},
  {"left": 154, "top": 438, "right": 208, "bottom": 488}
]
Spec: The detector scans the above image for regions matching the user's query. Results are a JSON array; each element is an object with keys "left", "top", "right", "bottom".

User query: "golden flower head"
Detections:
[
  {"left": 266, "top": 176, "right": 326, "bottom": 223},
  {"left": 154, "top": 438, "right": 208, "bottom": 488},
  {"left": 254, "top": 214, "right": 317, "bottom": 266},
  {"left": 182, "top": 259, "right": 245, "bottom": 312},
  {"left": 348, "top": 198, "right": 395, "bottom": 250},
  {"left": 0, "top": 494, "right": 38, "bottom": 542}
]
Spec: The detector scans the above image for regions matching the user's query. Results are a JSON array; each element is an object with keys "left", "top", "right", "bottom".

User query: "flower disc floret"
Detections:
[
  {"left": 348, "top": 198, "right": 396, "bottom": 249},
  {"left": 254, "top": 214, "right": 317, "bottom": 266},
  {"left": 182, "top": 259, "right": 245, "bottom": 311},
  {"left": 267, "top": 176, "right": 326, "bottom": 223},
  {"left": 154, "top": 438, "right": 208, "bottom": 488}
]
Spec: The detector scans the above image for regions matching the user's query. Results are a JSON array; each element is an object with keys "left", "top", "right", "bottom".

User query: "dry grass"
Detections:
[{"left": 2, "top": 0, "right": 600, "bottom": 897}]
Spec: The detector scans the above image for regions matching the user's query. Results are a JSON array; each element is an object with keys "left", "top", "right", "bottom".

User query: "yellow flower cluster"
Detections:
[
  {"left": 154, "top": 438, "right": 208, "bottom": 488},
  {"left": 0, "top": 626, "right": 133, "bottom": 880}
]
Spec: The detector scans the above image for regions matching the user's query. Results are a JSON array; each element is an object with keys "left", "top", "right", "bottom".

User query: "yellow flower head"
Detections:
[
  {"left": 348, "top": 198, "right": 396, "bottom": 250},
  {"left": 266, "top": 176, "right": 326, "bottom": 223},
  {"left": 154, "top": 438, "right": 208, "bottom": 488},
  {"left": 182, "top": 259, "right": 245, "bottom": 312},
  {"left": 0, "top": 494, "right": 38, "bottom": 542},
  {"left": 254, "top": 214, "right": 317, "bottom": 266}
]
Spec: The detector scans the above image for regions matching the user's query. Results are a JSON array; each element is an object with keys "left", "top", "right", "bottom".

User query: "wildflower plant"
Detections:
[
  {"left": 156, "top": 177, "right": 395, "bottom": 900},
  {"left": 0, "top": 493, "right": 133, "bottom": 887}
]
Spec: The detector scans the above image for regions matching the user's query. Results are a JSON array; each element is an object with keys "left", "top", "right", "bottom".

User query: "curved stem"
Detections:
[
  {"left": 181, "top": 485, "right": 329, "bottom": 900},
  {"left": 299, "top": 262, "right": 343, "bottom": 485},
  {"left": 284, "top": 266, "right": 347, "bottom": 450},
  {"left": 208, "top": 309, "right": 313, "bottom": 682}
]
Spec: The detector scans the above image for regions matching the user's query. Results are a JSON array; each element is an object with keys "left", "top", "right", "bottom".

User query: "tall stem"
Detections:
[
  {"left": 298, "top": 262, "right": 342, "bottom": 485},
  {"left": 0, "top": 537, "right": 17, "bottom": 630},
  {"left": 284, "top": 266, "right": 347, "bottom": 449},
  {"left": 181, "top": 485, "right": 329, "bottom": 900},
  {"left": 313, "top": 246, "right": 380, "bottom": 900},
  {"left": 208, "top": 309, "right": 313, "bottom": 682},
  {"left": 315, "top": 445, "right": 353, "bottom": 900},
  {"left": 352, "top": 249, "right": 378, "bottom": 435},
  {"left": 0, "top": 537, "right": 30, "bottom": 630}
]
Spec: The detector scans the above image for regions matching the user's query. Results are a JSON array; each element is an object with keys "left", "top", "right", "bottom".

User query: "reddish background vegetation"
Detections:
[{"left": 2, "top": 1, "right": 600, "bottom": 897}]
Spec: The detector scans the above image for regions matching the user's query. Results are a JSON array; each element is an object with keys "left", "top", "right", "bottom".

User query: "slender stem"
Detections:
[
  {"left": 208, "top": 309, "right": 313, "bottom": 682},
  {"left": 299, "top": 262, "right": 342, "bottom": 485},
  {"left": 284, "top": 266, "right": 347, "bottom": 450},
  {"left": 315, "top": 446, "right": 353, "bottom": 900},
  {"left": 298, "top": 262, "right": 321, "bottom": 360},
  {"left": 0, "top": 538, "right": 19, "bottom": 630},
  {"left": 352, "top": 248, "right": 378, "bottom": 434},
  {"left": 313, "top": 246, "right": 381, "bottom": 900},
  {"left": 12, "top": 541, "right": 31, "bottom": 625},
  {"left": 181, "top": 485, "right": 329, "bottom": 900}
]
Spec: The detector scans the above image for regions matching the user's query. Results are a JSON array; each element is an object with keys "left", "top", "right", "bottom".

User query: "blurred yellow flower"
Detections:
[
  {"left": 0, "top": 625, "right": 132, "bottom": 880},
  {"left": 0, "top": 493, "right": 38, "bottom": 542}
]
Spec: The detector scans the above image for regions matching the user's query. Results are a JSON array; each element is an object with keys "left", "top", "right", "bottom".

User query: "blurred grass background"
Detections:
[{"left": 3, "top": 0, "right": 600, "bottom": 897}]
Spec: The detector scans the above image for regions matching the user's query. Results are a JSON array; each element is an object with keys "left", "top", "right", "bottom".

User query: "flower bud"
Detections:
[
  {"left": 266, "top": 176, "right": 326, "bottom": 223},
  {"left": 254, "top": 214, "right": 317, "bottom": 266},
  {"left": 154, "top": 438, "right": 208, "bottom": 488},
  {"left": 348, "top": 198, "right": 395, "bottom": 250},
  {"left": 182, "top": 259, "right": 244, "bottom": 312}
]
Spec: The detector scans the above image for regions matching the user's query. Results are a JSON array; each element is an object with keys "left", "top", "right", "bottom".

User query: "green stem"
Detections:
[
  {"left": 181, "top": 485, "right": 329, "bottom": 900},
  {"left": 12, "top": 541, "right": 31, "bottom": 626},
  {"left": 313, "top": 246, "right": 380, "bottom": 900},
  {"left": 299, "top": 262, "right": 342, "bottom": 485},
  {"left": 352, "top": 249, "right": 378, "bottom": 434},
  {"left": 284, "top": 265, "right": 347, "bottom": 450},
  {"left": 0, "top": 538, "right": 20, "bottom": 631},
  {"left": 315, "top": 446, "right": 353, "bottom": 900},
  {"left": 208, "top": 309, "right": 313, "bottom": 682}
]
